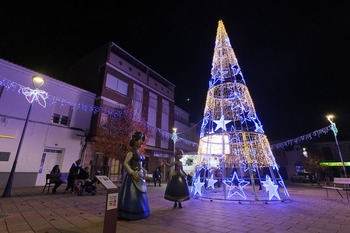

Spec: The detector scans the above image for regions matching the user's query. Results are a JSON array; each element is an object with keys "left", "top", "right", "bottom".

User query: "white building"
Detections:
[{"left": 0, "top": 59, "right": 95, "bottom": 187}]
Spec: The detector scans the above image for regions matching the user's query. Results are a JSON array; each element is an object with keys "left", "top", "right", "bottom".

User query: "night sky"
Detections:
[{"left": 1, "top": 1, "right": 350, "bottom": 141}]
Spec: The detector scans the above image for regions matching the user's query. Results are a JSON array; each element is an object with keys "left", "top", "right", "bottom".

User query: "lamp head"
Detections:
[
  {"left": 32, "top": 75, "right": 45, "bottom": 89},
  {"left": 326, "top": 114, "right": 334, "bottom": 123},
  {"left": 173, "top": 127, "right": 177, "bottom": 133}
]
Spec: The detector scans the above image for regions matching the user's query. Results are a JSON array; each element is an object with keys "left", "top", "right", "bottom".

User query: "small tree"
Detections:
[
  {"left": 95, "top": 104, "right": 150, "bottom": 177},
  {"left": 302, "top": 153, "right": 326, "bottom": 184}
]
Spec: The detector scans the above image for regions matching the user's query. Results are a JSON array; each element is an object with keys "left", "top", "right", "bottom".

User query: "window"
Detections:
[
  {"left": 52, "top": 114, "right": 70, "bottom": 125},
  {"left": 133, "top": 84, "right": 143, "bottom": 120},
  {"left": 149, "top": 92, "right": 158, "bottom": 110},
  {"left": 162, "top": 99, "right": 169, "bottom": 114},
  {"left": 52, "top": 113, "right": 60, "bottom": 123},
  {"left": 61, "top": 116, "right": 69, "bottom": 125},
  {"left": 161, "top": 99, "right": 169, "bottom": 131},
  {"left": 0, "top": 152, "right": 10, "bottom": 161},
  {"left": 52, "top": 104, "right": 72, "bottom": 126},
  {"left": 148, "top": 92, "right": 158, "bottom": 128},
  {"left": 133, "top": 84, "right": 143, "bottom": 103},
  {"left": 105, "top": 73, "right": 128, "bottom": 96}
]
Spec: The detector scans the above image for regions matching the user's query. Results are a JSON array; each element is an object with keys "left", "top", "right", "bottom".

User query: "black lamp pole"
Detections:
[
  {"left": 2, "top": 75, "right": 45, "bottom": 198},
  {"left": 2, "top": 103, "right": 33, "bottom": 197}
]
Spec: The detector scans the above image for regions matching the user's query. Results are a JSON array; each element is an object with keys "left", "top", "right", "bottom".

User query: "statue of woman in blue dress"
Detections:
[
  {"left": 164, "top": 149, "right": 190, "bottom": 208},
  {"left": 118, "top": 132, "right": 150, "bottom": 220}
]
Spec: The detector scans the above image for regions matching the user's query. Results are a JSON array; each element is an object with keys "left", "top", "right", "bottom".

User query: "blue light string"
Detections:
[
  {"left": 270, "top": 125, "right": 333, "bottom": 149},
  {"left": 0, "top": 76, "right": 199, "bottom": 147}
]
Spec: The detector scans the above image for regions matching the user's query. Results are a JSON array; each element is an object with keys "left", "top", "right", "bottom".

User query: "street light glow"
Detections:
[
  {"left": 32, "top": 75, "right": 45, "bottom": 89},
  {"left": 326, "top": 114, "right": 334, "bottom": 122}
]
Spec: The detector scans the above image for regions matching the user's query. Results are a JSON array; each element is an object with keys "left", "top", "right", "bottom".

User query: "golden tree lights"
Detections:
[{"left": 193, "top": 20, "right": 289, "bottom": 201}]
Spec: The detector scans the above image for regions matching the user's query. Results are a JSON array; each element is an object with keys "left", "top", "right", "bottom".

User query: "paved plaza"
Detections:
[{"left": 0, "top": 181, "right": 349, "bottom": 233}]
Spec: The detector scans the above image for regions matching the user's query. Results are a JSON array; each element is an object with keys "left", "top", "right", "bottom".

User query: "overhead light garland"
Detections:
[
  {"left": 0, "top": 76, "right": 199, "bottom": 147},
  {"left": 270, "top": 125, "right": 333, "bottom": 149}
]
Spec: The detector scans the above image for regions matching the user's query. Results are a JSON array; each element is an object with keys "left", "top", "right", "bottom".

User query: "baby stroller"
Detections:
[{"left": 77, "top": 177, "right": 97, "bottom": 196}]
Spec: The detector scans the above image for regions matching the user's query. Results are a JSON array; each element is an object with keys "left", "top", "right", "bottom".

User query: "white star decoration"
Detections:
[
  {"left": 213, "top": 115, "right": 231, "bottom": 131},
  {"left": 222, "top": 171, "right": 249, "bottom": 199},
  {"left": 206, "top": 174, "right": 218, "bottom": 190},
  {"left": 193, "top": 177, "right": 205, "bottom": 196},
  {"left": 262, "top": 175, "right": 281, "bottom": 200}
]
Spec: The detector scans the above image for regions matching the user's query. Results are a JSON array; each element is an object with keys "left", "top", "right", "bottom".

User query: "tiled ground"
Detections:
[{"left": 0, "top": 182, "right": 349, "bottom": 232}]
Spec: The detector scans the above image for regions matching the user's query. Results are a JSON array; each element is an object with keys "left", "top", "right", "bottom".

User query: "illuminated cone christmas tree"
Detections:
[{"left": 193, "top": 20, "right": 289, "bottom": 201}]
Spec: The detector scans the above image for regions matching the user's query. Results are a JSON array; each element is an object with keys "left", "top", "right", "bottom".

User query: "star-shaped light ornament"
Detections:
[
  {"left": 206, "top": 174, "right": 218, "bottom": 190},
  {"left": 193, "top": 177, "right": 205, "bottom": 196},
  {"left": 222, "top": 171, "right": 250, "bottom": 199},
  {"left": 262, "top": 175, "right": 281, "bottom": 200},
  {"left": 241, "top": 159, "right": 257, "bottom": 173},
  {"left": 213, "top": 115, "right": 231, "bottom": 131}
]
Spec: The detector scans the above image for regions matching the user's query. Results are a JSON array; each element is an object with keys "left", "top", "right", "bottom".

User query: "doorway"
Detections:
[{"left": 35, "top": 148, "right": 63, "bottom": 186}]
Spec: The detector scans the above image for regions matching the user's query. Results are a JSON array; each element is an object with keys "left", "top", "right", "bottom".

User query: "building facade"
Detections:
[
  {"left": 0, "top": 59, "right": 95, "bottom": 187},
  {"left": 174, "top": 105, "right": 199, "bottom": 175},
  {"left": 273, "top": 140, "right": 350, "bottom": 180},
  {"left": 69, "top": 42, "right": 176, "bottom": 182}
]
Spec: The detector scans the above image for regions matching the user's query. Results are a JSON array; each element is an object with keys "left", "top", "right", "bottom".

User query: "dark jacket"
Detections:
[
  {"left": 50, "top": 170, "right": 61, "bottom": 183},
  {"left": 77, "top": 168, "right": 89, "bottom": 180},
  {"left": 153, "top": 170, "right": 161, "bottom": 180},
  {"left": 68, "top": 162, "right": 81, "bottom": 180}
]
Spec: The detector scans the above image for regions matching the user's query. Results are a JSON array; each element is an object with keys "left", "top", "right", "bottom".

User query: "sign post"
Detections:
[{"left": 96, "top": 176, "right": 118, "bottom": 233}]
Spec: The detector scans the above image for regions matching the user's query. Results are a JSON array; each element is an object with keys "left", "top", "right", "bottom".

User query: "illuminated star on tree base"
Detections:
[
  {"left": 262, "top": 175, "right": 281, "bottom": 200},
  {"left": 222, "top": 171, "right": 249, "bottom": 199},
  {"left": 193, "top": 177, "right": 205, "bottom": 196},
  {"left": 206, "top": 174, "right": 218, "bottom": 190}
]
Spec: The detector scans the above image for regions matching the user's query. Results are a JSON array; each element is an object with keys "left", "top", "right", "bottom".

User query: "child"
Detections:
[{"left": 164, "top": 149, "right": 190, "bottom": 208}]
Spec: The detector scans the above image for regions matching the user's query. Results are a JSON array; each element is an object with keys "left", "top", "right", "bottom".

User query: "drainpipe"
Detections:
[{"left": 69, "top": 127, "right": 89, "bottom": 166}]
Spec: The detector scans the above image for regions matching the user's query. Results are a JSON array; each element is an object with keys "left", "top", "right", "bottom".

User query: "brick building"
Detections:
[{"left": 69, "top": 42, "right": 176, "bottom": 182}]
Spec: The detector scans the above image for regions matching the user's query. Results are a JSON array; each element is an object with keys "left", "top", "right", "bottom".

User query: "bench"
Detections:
[
  {"left": 322, "top": 178, "right": 350, "bottom": 202},
  {"left": 42, "top": 173, "right": 69, "bottom": 194}
]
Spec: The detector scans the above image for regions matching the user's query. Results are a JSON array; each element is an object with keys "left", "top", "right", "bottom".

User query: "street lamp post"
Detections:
[
  {"left": 172, "top": 127, "right": 178, "bottom": 156},
  {"left": 170, "top": 128, "right": 178, "bottom": 180},
  {"left": 2, "top": 75, "right": 46, "bottom": 198},
  {"left": 326, "top": 115, "right": 347, "bottom": 179}
]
